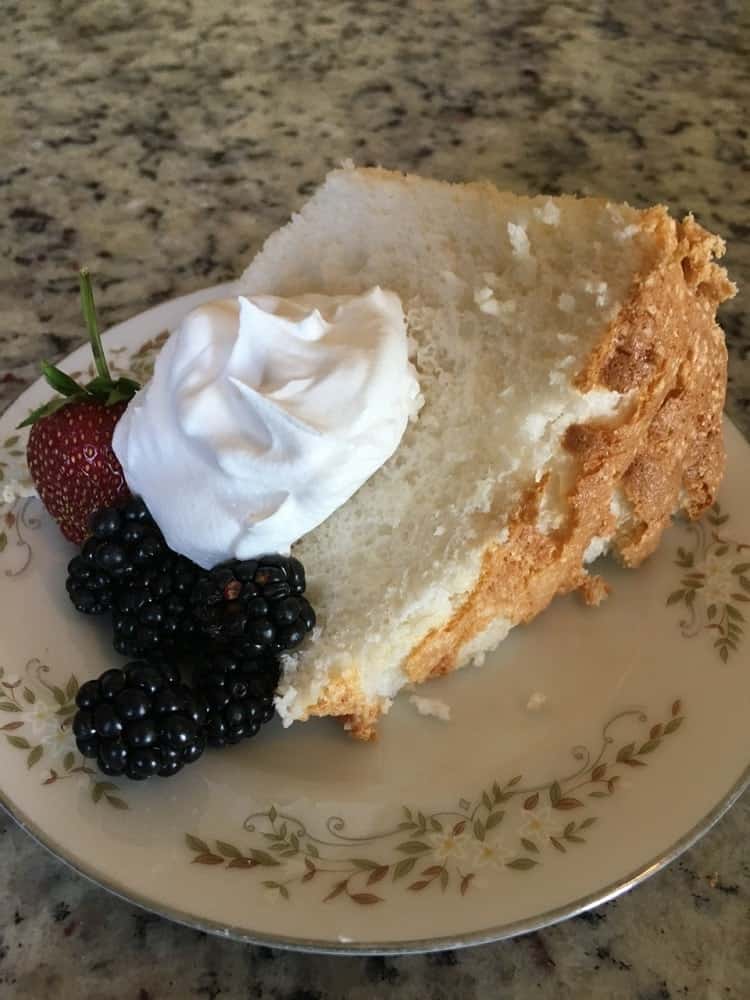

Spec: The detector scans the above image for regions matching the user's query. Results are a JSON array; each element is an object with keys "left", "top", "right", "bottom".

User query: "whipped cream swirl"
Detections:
[{"left": 113, "top": 289, "right": 421, "bottom": 568}]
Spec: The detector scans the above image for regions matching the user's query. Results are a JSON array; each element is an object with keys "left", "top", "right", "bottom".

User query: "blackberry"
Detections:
[
  {"left": 72, "top": 660, "right": 209, "bottom": 780},
  {"left": 111, "top": 552, "right": 200, "bottom": 658},
  {"left": 65, "top": 497, "right": 166, "bottom": 616},
  {"left": 67, "top": 503, "right": 316, "bottom": 660},
  {"left": 65, "top": 497, "right": 202, "bottom": 657},
  {"left": 192, "top": 645, "right": 279, "bottom": 749},
  {"left": 190, "top": 556, "right": 315, "bottom": 654},
  {"left": 66, "top": 540, "right": 116, "bottom": 614}
]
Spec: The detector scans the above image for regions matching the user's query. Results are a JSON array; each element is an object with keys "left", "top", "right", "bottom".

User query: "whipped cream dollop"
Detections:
[{"left": 113, "top": 289, "right": 421, "bottom": 569}]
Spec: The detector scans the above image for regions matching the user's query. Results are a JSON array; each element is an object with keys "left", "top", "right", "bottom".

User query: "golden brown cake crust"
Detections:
[{"left": 304, "top": 209, "right": 735, "bottom": 740}]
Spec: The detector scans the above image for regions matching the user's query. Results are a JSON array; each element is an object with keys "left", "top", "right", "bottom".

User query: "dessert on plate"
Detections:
[{"left": 22, "top": 166, "right": 735, "bottom": 777}]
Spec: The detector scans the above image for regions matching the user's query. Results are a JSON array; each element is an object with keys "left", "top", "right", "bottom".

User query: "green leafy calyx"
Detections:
[{"left": 18, "top": 269, "right": 140, "bottom": 429}]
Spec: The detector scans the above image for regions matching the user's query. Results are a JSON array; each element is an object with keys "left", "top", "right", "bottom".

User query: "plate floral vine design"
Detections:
[
  {"left": 667, "top": 503, "right": 750, "bottom": 661},
  {"left": 0, "top": 658, "right": 128, "bottom": 810},
  {"left": 0, "top": 432, "right": 39, "bottom": 579},
  {"left": 185, "top": 699, "right": 684, "bottom": 904}
]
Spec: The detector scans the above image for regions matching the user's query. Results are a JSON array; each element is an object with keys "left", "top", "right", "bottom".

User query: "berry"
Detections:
[
  {"left": 127, "top": 750, "right": 161, "bottom": 780},
  {"left": 66, "top": 553, "right": 116, "bottom": 615},
  {"left": 98, "top": 739, "right": 128, "bottom": 775},
  {"left": 27, "top": 399, "right": 131, "bottom": 545},
  {"left": 72, "top": 709, "right": 96, "bottom": 741},
  {"left": 99, "top": 668, "right": 126, "bottom": 700},
  {"left": 125, "top": 661, "right": 167, "bottom": 695},
  {"left": 93, "top": 704, "right": 123, "bottom": 739},
  {"left": 21, "top": 272, "right": 141, "bottom": 545},
  {"left": 90, "top": 506, "right": 123, "bottom": 539},
  {"left": 65, "top": 497, "right": 201, "bottom": 657},
  {"left": 272, "top": 596, "right": 303, "bottom": 625},
  {"left": 72, "top": 660, "right": 207, "bottom": 780},
  {"left": 66, "top": 497, "right": 316, "bottom": 661},
  {"left": 95, "top": 542, "right": 129, "bottom": 574},
  {"left": 123, "top": 497, "right": 151, "bottom": 522},
  {"left": 111, "top": 555, "right": 199, "bottom": 656},
  {"left": 160, "top": 714, "right": 199, "bottom": 749},
  {"left": 190, "top": 556, "right": 315, "bottom": 654},
  {"left": 114, "top": 687, "right": 151, "bottom": 720},
  {"left": 76, "top": 679, "right": 101, "bottom": 709},
  {"left": 192, "top": 646, "right": 279, "bottom": 749}
]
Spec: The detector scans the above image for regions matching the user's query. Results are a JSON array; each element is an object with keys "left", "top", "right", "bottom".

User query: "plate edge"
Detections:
[{"left": 2, "top": 761, "right": 748, "bottom": 955}]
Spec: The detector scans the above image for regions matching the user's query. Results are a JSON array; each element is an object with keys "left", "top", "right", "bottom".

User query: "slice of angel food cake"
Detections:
[{"left": 114, "top": 166, "right": 735, "bottom": 741}]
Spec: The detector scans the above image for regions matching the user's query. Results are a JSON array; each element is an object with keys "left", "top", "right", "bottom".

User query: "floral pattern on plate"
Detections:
[
  {"left": 185, "top": 700, "right": 684, "bottom": 903},
  {"left": 0, "top": 658, "right": 129, "bottom": 810},
  {"left": 0, "top": 431, "right": 38, "bottom": 579},
  {"left": 668, "top": 503, "right": 750, "bottom": 661}
]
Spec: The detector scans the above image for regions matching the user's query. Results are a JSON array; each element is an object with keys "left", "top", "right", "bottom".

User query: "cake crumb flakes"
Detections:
[
  {"left": 410, "top": 695, "right": 451, "bottom": 721},
  {"left": 526, "top": 691, "right": 547, "bottom": 712}
]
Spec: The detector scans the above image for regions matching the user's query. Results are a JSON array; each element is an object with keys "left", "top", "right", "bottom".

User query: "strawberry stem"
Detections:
[
  {"left": 17, "top": 269, "right": 141, "bottom": 430},
  {"left": 79, "top": 268, "right": 111, "bottom": 383}
]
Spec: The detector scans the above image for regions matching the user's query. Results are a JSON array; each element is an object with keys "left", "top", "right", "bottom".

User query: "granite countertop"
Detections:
[{"left": 1, "top": 1, "right": 748, "bottom": 996}]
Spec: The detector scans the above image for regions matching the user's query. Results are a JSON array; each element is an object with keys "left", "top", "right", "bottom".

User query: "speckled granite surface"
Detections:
[{"left": 1, "top": 0, "right": 748, "bottom": 996}]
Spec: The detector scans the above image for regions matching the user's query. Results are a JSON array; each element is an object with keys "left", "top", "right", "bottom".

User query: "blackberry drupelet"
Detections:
[
  {"left": 192, "top": 645, "right": 279, "bottom": 749},
  {"left": 73, "top": 659, "right": 209, "bottom": 780},
  {"left": 190, "top": 556, "right": 315, "bottom": 654}
]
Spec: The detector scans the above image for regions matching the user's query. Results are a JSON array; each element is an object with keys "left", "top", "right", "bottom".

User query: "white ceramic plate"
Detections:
[{"left": 1, "top": 285, "right": 748, "bottom": 954}]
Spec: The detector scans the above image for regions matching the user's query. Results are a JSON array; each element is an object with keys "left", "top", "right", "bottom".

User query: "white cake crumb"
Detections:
[
  {"left": 507, "top": 222, "right": 531, "bottom": 257},
  {"left": 610, "top": 488, "right": 632, "bottom": 522},
  {"left": 474, "top": 285, "right": 494, "bottom": 304},
  {"left": 526, "top": 691, "right": 547, "bottom": 712},
  {"left": 584, "top": 280, "right": 609, "bottom": 308},
  {"left": 338, "top": 935, "right": 354, "bottom": 943},
  {"left": 522, "top": 412, "right": 548, "bottom": 441},
  {"left": 616, "top": 224, "right": 640, "bottom": 241},
  {"left": 478, "top": 297, "right": 501, "bottom": 316},
  {"left": 583, "top": 535, "right": 610, "bottom": 564},
  {"left": 274, "top": 685, "right": 299, "bottom": 723},
  {"left": 534, "top": 201, "right": 561, "bottom": 226},
  {"left": 434, "top": 524, "right": 445, "bottom": 536},
  {"left": 441, "top": 269, "right": 465, "bottom": 287},
  {"left": 410, "top": 695, "right": 451, "bottom": 721}
]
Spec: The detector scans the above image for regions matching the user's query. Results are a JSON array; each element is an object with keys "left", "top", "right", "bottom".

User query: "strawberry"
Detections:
[{"left": 21, "top": 269, "right": 141, "bottom": 544}]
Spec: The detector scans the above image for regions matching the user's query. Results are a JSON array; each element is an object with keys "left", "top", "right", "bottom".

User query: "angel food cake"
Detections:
[
  {"left": 236, "top": 167, "right": 733, "bottom": 737},
  {"left": 42, "top": 168, "right": 733, "bottom": 765}
]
